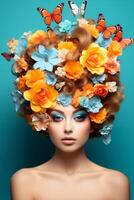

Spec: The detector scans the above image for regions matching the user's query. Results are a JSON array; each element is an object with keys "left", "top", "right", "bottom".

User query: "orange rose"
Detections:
[
  {"left": 82, "top": 84, "right": 95, "bottom": 98},
  {"left": 94, "top": 84, "right": 108, "bottom": 98},
  {"left": 23, "top": 80, "right": 59, "bottom": 112},
  {"left": 72, "top": 89, "right": 83, "bottom": 108},
  {"left": 80, "top": 43, "right": 108, "bottom": 75},
  {"left": 108, "top": 41, "right": 122, "bottom": 57},
  {"left": 65, "top": 61, "right": 84, "bottom": 80},
  {"left": 89, "top": 108, "right": 107, "bottom": 124},
  {"left": 24, "top": 69, "right": 45, "bottom": 88}
]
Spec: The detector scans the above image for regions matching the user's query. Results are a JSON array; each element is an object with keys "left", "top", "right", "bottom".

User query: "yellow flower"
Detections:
[
  {"left": 80, "top": 43, "right": 108, "bottom": 75},
  {"left": 23, "top": 80, "right": 59, "bottom": 112},
  {"left": 28, "top": 30, "right": 48, "bottom": 47},
  {"left": 58, "top": 41, "right": 77, "bottom": 51},
  {"left": 108, "top": 41, "right": 122, "bottom": 57},
  {"left": 65, "top": 61, "right": 84, "bottom": 80},
  {"left": 24, "top": 69, "right": 45, "bottom": 88},
  {"left": 89, "top": 108, "right": 107, "bottom": 124},
  {"left": 80, "top": 24, "right": 99, "bottom": 39}
]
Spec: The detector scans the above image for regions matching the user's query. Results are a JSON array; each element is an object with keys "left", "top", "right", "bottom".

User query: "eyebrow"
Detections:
[{"left": 49, "top": 108, "right": 87, "bottom": 115}]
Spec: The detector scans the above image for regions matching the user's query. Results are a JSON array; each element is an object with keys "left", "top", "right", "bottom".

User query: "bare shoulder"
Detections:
[
  {"left": 10, "top": 168, "right": 36, "bottom": 199},
  {"left": 102, "top": 168, "right": 130, "bottom": 199}
]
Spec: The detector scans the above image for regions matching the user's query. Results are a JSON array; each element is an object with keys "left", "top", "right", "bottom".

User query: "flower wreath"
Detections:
[{"left": 2, "top": 1, "right": 134, "bottom": 145}]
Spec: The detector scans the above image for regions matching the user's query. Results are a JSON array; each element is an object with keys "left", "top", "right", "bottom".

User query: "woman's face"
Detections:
[{"left": 47, "top": 104, "right": 91, "bottom": 152}]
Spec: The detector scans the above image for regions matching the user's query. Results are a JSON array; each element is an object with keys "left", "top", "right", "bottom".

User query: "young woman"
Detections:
[
  {"left": 10, "top": 103, "right": 130, "bottom": 200},
  {"left": 2, "top": 2, "right": 132, "bottom": 200}
]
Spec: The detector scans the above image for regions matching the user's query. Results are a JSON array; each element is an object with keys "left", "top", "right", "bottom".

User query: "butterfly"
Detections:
[
  {"left": 96, "top": 13, "right": 106, "bottom": 33},
  {"left": 119, "top": 38, "right": 134, "bottom": 49},
  {"left": 68, "top": 1, "right": 87, "bottom": 17},
  {"left": 113, "top": 25, "right": 123, "bottom": 42},
  {"left": 1, "top": 52, "right": 14, "bottom": 61},
  {"left": 103, "top": 24, "right": 122, "bottom": 39},
  {"left": 37, "top": 3, "right": 64, "bottom": 26}
]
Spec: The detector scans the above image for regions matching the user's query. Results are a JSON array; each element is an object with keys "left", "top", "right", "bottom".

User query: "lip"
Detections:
[
  {"left": 61, "top": 137, "right": 76, "bottom": 140},
  {"left": 61, "top": 139, "right": 76, "bottom": 145}
]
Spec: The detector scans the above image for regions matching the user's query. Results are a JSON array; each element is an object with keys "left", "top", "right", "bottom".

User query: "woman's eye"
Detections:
[
  {"left": 50, "top": 112, "right": 64, "bottom": 122},
  {"left": 73, "top": 111, "right": 88, "bottom": 122},
  {"left": 52, "top": 116, "right": 63, "bottom": 122},
  {"left": 74, "top": 115, "right": 87, "bottom": 121}
]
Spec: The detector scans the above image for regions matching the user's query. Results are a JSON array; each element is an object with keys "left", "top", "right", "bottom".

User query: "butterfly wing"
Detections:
[
  {"left": 80, "top": 1, "right": 87, "bottom": 17},
  {"left": 120, "top": 38, "right": 134, "bottom": 49},
  {"left": 52, "top": 3, "right": 64, "bottom": 24},
  {"left": 68, "top": 1, "right": 79, "bottom": 16},
  {"left": 1, "top": 52, "right": 14, "bottom": 61},
  {"left": 96, "top": 13, "right": 106, "bottom": 33},
  {"left": 37, "top": 7, "right": 52, "bottom": 26},
  {"left": 47, "top": 26, "right": 56, "bottom": 40},
  {"left": 103, "top": 25, "right": 121, "bottom": 39}
]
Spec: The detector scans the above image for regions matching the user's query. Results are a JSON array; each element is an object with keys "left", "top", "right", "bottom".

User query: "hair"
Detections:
[{"left": 20, "top": 20, "right": 124, "bottom": 139}]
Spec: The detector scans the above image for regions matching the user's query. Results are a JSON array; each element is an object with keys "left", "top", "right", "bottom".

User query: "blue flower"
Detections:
[
  {"left": 31, "top": 45, "right": 60, "bottom": 72},
  {"left": 57, "top": 93, "right": 72, "bottom": 107},
  {"left": 80, "top": 96, "right": 103, "bottom": 113},
  {"left": 92, "top": 74, "right": 107, "bottom": 84},
  {"left": 46, "top": 72, "right": 57, "bottom": 85},
  {"left": 58, "top": 20, "right": 77, "bottom": 33},
  {"left": 99, "top": 123, "right": 113, "bottom": 145},
  {"left": 15, "top": 37, "right": 28, "bottom": 57},
  {"left": 96, "top": 33, "right": 112, "bottom": 48},
  {"left": 11, "top": 90, "right": 25, "bottom": 112}
]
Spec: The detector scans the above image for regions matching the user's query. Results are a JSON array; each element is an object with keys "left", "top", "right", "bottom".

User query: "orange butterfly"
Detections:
[
  {"left": 1, "top": 52, "right": 14, "bottom": 61},
  {"left": 96, "top": 13, "right": 106, "bottom": 33},
  {"left": 103, "top": 24, "right": 122, "bottom": 39},
  {"left": 120, "top": 38, "right": 134, "bottom": 49},
  {"left": 113, "top": 27, "right": 123, "bottom": 42},
  {"left": 37, "top": 3, "right": 64, "bottom": 26}
]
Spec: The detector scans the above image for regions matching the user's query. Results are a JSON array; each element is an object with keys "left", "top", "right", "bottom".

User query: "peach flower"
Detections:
[
  {"left": 104, "top": 57, "right": 120, "bottom": 75},
  {"left": 14, "top": 57, "right": 29, "bottom": 73},
  {"left": 80, "top": 43, "right": 108, "bottom": 75}
]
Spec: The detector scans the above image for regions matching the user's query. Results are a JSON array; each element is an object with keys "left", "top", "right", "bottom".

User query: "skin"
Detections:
[{"left": 10, "top": 104, "right": 130, "bottom": 200}]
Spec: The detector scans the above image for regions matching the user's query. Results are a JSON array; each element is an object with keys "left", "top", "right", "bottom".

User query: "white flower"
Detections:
[
  {"left": 106, "top": 81, "right": 118, "bottom": 92},
  {"left": 55, "top": 66, "right": 66, "bottom": 77}
]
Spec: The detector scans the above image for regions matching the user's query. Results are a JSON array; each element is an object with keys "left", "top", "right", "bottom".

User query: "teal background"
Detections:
[{"left": 0, "top": 0, "right": 134, "bottom": 199}]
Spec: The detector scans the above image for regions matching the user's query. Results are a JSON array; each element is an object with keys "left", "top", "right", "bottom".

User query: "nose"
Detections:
[{"left": 64, "top": 119, "right": 73, "bottom": 134}]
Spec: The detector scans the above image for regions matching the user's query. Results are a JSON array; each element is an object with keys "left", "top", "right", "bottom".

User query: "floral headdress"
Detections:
[{"left": 2, "top": 1, "right": 134, "bottom": 145}]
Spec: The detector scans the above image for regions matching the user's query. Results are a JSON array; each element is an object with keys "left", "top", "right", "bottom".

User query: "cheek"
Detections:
[{"left": 75, "top": 120, "right": 91, "bottom": 139}]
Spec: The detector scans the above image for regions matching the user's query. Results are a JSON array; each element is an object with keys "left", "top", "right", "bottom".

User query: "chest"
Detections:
[{"left": 33, "top": 174, "right": 111, "bottom": 200}]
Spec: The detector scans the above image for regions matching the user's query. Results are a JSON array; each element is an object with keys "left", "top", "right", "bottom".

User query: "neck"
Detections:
[{"left": 48, "top": 147, "right": 92, "bottom": 175}]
